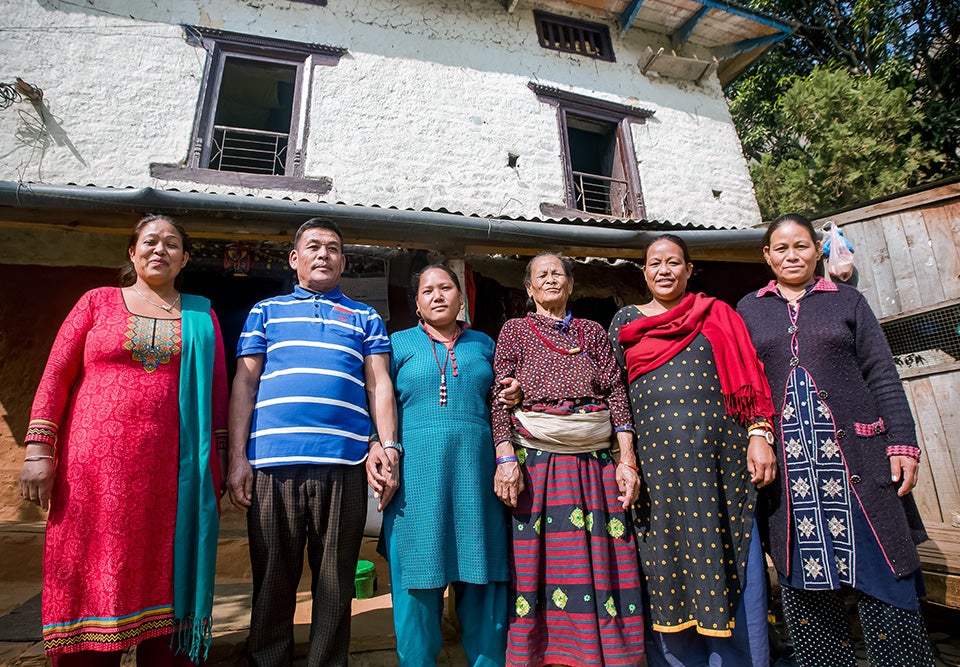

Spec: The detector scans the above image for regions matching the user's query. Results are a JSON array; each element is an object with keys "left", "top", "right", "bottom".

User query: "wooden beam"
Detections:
[
  {"left": 0, "top": 211, "right": 298, "bottom": 240},
  {"left": 0, "top": 210, "right": 768, "bottom": 264},
  {"left": 711, "top": 31, "right": 788, "bottom": 61},
  {"left": 697, "top": 0, "right": 793, "bottom": 32},
  {"left": 463, "top": 242, "right": 762, "bottom": 263},
  {"left": 637, "top": 46, "right": 663, "bottom": 76},
  {"left": 695, "top": 58, "right": 719, "bottom": 85},
  {"left": 671, "top": 5, "right": 709, "bottom": 51},
  {"left": 619, "top": 0, "right": 645, "bottom": 38},
  {"left": 0, "top": 217, "right": 454, "bottom": 253},
  {"left": 918, "top": 524, "right": 960, "bottom": 575},
  {"left": 921, "top": 570, "right": 960, "bottom": 609},
  {"left": 814, "top": 182, "right": 960, "bottom": 226}
]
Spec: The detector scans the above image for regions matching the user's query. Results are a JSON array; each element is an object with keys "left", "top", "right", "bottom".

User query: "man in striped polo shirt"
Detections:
[{"left": 227, "top": 218, "right": 399, "bottom": 667}]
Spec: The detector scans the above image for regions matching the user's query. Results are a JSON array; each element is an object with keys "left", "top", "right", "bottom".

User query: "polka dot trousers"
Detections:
[{"left": 780, "top": 585, "right": 935, "bottom": 667}]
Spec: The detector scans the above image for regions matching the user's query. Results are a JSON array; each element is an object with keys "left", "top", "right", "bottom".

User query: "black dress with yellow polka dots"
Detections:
[{"left": 610, "top": 306, "right": 756, "bottom": 638}]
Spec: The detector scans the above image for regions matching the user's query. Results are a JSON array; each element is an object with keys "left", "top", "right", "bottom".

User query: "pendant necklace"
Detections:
[
  {"left": 133, "top": 284, "right": 181, "bottom": 312},
  {"left": 421, "top": 323, "right": 462, "bottom": 406},
  {"left": 526, "top": 314, "right": 583, "bottom": 355}
]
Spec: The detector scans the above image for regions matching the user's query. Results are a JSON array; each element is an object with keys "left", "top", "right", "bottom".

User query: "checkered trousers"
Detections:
[{"left": 246, "top": 463, "right": 367, "bottom": 667}]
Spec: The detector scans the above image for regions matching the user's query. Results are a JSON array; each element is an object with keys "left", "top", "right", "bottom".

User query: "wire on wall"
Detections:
[{"left": 0, "top": 78, "right": 43, "bottom": 109}]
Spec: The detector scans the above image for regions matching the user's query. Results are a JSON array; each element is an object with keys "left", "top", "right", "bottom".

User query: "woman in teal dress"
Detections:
[{"left": 379, "top": 264, "right": 510, "bottom": 667}]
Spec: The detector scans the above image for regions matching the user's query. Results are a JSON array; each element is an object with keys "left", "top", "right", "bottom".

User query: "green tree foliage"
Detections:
[
  {"left": 728, "top": 0, "right": 959, "bottom": 217},
  {"left": 749, "top": 68, "right": 941, "bottom": 218}
]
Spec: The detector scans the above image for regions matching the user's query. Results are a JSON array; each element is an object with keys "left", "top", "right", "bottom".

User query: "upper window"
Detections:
[
  {"left": 530, "top": 83, "right": 653, "bottom": 219},
  {"left": 209, "top": 57, "right": 298, "bottom": 175},
  {"left": 534, "top": 11, "right": 615, "bottom": 62},
  {"left": 152, "top": 27, "right": 345, "bottom": 192}
]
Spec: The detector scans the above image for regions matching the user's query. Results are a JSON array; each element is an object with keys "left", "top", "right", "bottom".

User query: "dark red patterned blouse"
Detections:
[{"left": 492, "top": 313, "right": 632, "bottom": 445}]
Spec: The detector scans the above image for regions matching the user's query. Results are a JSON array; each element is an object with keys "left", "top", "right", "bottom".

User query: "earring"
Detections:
[{"left": 416, "top": 309, "right": 422, "bottom": 319}]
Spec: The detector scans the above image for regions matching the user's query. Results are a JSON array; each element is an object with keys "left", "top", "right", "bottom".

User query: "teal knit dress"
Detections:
[{"left": 381, "top": 325, "right": 510, "bottom": 590}]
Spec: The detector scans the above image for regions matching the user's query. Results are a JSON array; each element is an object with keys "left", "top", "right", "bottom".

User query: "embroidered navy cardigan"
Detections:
[{"left": 737, "top": 280, "right": 927, "bottom": 579}]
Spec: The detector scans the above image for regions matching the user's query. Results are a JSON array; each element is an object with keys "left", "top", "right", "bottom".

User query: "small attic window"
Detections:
[{"left": 534, "top": 11, "right": 615, "bottom": 62}]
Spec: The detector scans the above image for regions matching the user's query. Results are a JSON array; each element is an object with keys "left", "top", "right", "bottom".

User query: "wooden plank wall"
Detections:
[
  {"left": 904, "top": 374, "right": 960, "bottom": 527},
  {"left": 816, "top": 184, "right": 960, "bottom": 605},
  {"left": 822, "top": 185, "right": 960, "bottom": 318}
]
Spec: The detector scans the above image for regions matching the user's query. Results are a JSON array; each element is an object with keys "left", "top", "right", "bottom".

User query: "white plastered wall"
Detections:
[{"left": 0, "top": 0, "right": 761, "bottom": 228}]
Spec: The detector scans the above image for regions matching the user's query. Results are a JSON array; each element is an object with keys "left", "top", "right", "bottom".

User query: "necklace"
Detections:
[
  {"left": 133, "top": 284, "right": 181, "bottom": 312},
  {"left": 526, "top": 314, "right": 583, "bottom": 354},
  {"left": 421, "top": 323, "right": 461, "bottom": 407},
  {"left": 776, "top": 281, "right": 813, "bottom": 305}
]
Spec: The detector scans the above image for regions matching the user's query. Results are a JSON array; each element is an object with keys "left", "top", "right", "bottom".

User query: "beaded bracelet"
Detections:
[{"left": 496, "top": 454, "right": 519, "bottom": 465}]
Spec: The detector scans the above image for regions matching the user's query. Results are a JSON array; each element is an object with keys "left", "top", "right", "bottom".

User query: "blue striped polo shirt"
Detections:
[{"left": 237, "top": 285, "right": 391, "bottom": 468}]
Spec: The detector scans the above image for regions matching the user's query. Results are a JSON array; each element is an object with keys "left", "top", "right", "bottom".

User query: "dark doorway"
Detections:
[
  {"left": 182, "top": 269, "right": 290, "bottom": 379},
  {"left": 566, "top": 114, "right": 621, "bottom": 216}
]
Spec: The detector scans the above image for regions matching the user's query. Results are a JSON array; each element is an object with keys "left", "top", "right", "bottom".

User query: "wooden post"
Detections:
[{"left": 447, "top": 257, "right": 469, "bottom": 325}]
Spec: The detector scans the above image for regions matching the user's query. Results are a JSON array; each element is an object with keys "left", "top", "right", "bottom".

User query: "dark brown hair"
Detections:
[
  {"left": 118, "top": 214, "right": 190, "bottom": 288},
  {"left": 295, "top": 217, "right": 344, "bottom": 248},
  {"left": 643, "top": 233, "right": 691, "bottom": 265},
  {"left": 763, "top": 214, "right": 820, "bottom": 247},
  {"left": 412, "top": 263, "right": 462, "bottom": 292}
]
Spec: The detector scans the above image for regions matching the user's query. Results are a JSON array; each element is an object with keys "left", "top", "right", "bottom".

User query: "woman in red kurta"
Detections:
[{"left": 19, "top": 215, "right": 228, "bottom": 666}]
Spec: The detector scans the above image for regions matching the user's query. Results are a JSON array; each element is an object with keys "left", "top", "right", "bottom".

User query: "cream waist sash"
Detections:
[{"left": 511, "top": 408, "right": 612, "bottom": 454}]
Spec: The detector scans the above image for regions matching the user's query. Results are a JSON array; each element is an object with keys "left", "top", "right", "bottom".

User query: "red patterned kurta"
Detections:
[{"left": 27, "top": 287, "right": 228, "bottom": 655}]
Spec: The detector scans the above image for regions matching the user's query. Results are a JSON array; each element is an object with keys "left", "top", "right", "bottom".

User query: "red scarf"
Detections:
[{"left": 618, "top": 292, "right": 774, "bottom": 427}]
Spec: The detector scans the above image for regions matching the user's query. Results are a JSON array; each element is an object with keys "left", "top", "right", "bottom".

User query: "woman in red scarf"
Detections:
[{"left": 608, "top": 234, "right": 776, "bottom": 667}]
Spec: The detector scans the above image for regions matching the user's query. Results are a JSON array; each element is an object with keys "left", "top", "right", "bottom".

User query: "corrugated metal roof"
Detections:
[{"left": 47, "top": 181, "right": 745, "bottom": 232}]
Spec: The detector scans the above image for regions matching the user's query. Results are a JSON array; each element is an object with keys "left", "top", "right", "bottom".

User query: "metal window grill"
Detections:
[
  {"left": 534, "top": 12, "right": 615, "bottom": 62},
  {"left": 572, "top": 170, "right": 628, "bottom": 216},
  {"left": 881, "top": 304, "right": 960, "bottom": 369},
  {"left": 210, "top": 125, "right": 289, "bottom": 176}
]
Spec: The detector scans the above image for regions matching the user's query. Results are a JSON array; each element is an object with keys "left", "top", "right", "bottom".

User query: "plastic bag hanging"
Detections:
[{"left": 823, "top": 221, "right": 855, "bottom": 282}]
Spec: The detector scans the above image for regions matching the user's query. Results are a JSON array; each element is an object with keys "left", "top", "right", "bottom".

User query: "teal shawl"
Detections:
[{"left": 174, "top": 294, "right": 219, "bottom": 662}]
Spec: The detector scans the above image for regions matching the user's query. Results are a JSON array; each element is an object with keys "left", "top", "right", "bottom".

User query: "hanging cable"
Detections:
[{"left": 0, "top": 78, "right": 43, "bottom": 109}]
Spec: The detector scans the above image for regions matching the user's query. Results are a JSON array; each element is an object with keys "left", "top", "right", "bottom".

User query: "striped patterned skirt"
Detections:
[{"left": 507, "top": 446, "right": 645, "bottom": 667}]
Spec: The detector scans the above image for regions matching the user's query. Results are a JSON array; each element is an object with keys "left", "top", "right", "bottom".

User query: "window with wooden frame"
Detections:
[
  {"left": 151, "top": 27, "right": 345, "bottom": 192},
  {"left": 534, "top": 11, "right": 615, "bottom": 62},
  {"left": 530, "top": 83, "right": 653, "bottom": 219}
]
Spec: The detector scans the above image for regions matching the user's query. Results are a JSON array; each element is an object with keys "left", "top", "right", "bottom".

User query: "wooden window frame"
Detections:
[
  {"left": 533, "top": 10, "right": 615, "bottom": 63},
  {"left": 529, "top": 83, "right": 654, "bottom": 220},
  {"left": 151, "top": 27, "right": 345, "bottom": 192}
]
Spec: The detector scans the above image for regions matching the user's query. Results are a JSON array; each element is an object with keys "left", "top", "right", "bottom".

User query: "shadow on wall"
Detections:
[{"left": 0, "top": 264, "right": 116, "bottom": 520}]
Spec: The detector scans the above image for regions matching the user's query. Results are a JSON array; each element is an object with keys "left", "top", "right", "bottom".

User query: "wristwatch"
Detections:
[
  {"left": 747, "top": 428, "right": 775, "bottom": 445},
  {"left": 382, "top": 440, "right": 404, "bottom": 456}
]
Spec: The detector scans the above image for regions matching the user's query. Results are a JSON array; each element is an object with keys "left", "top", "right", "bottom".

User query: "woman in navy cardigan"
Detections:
[{"left": 737, "top": 214, "right": 934, "bottom": 667}]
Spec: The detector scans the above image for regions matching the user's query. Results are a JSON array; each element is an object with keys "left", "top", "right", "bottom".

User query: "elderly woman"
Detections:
[
  {"left": 19, "top": 215, "right": 228, "bottom": 666},
  {"left": 379, "top": 264, "right": 511, "bottom": 666},
  {"left": 737, "top": 214, "right": 935, "bottom": 667},
  {"left": 608, "top": 234, "right": 776, "bottom": 667},
  {"left": 492, "top": 252, "right": 645, "bottom": 667}
]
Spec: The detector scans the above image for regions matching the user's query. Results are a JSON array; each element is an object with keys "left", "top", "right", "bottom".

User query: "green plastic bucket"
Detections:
[{"left": 355, "top": 560, "right": 377, "bottom": 599}]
